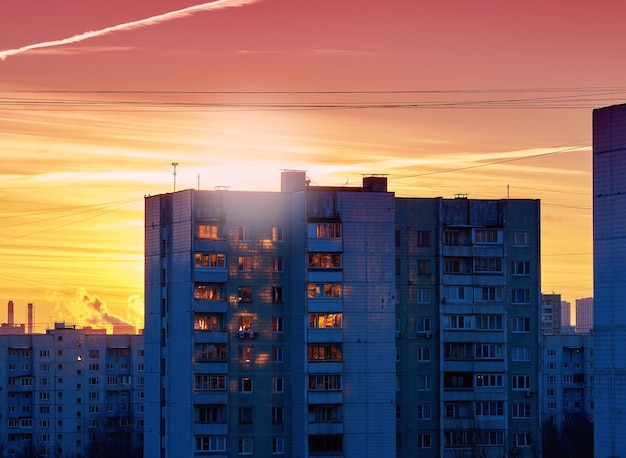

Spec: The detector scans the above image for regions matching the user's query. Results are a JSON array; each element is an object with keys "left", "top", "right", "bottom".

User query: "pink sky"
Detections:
[{"left": 1, "top": 0, "right": 624, "bottom": 330}]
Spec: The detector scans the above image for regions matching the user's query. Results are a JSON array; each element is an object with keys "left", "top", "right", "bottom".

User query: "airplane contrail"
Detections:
[{"left": 0, "top": 0, "right": 263, "bottom": 61}]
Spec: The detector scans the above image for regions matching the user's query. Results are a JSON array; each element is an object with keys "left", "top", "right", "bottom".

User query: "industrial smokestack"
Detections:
[
  {"left": 28, "top": 303, "right": 33, "bottom": 334},
  {"left": 8, "top": 300, "right": 14, "bottom": 326}
]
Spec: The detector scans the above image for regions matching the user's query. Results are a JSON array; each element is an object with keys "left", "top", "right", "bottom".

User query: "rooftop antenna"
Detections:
[{"left": 172, "top": 162, "right": 179, "bottom": 192}]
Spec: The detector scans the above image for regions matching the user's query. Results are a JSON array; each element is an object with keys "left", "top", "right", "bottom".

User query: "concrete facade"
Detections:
[
  {"left": 144, "top": 172, "right": 396, "bottom": 458},
  {"left": 593, "top": 103, "right": 626, "bottom": 457},
  {"left": 394, "top": 197, "right": 542, "bottom": 457}
]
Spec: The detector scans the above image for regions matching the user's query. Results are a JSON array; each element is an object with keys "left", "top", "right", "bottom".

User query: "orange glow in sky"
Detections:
[{"left": 2, "top": 0, "right": 624, "bottom": 331}]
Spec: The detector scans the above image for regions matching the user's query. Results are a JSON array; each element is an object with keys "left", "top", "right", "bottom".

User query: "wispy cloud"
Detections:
[{"left": 0, "top": 0, "right": 263, "bottom": 61}]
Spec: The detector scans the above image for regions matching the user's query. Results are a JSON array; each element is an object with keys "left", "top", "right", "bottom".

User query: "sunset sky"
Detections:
[{"left": 1, "top": 0, "right": 625, "bottom": 331}]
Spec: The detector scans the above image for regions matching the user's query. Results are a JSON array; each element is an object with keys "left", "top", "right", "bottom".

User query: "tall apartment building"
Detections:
[
  {"left": 561, "top": 300, "right": 572, "bottom": 328},
  {"left": 395, "top": 197, "right": 542, "bottom": 457},
  {"left": 0, "top": 323, "right": 144, "bottom": 458},
  {"left": 540, "top": 333, "right": 594, "bottom": 455},
  {"left": 575, "top": 297, "right": 594, "bottom": 333},
  {"left": 145, "top": 172, "right": 542, "bottom": 457},
  {"left": 541, "top": 293, "right": 562, "bottom": 335},
  {"left": 144, "top": 172, "right": 396, "bottom": 458},
  {"left": 593, "top": 102, "right": 626, "bottom": 457}
]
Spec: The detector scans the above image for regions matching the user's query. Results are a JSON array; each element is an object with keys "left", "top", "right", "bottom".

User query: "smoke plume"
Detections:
[{"left": 0, "top": 0, "right": 262, "bottom": 61}]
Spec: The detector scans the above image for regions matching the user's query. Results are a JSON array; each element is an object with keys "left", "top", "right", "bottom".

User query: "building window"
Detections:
[
  {"left": 238, "top": 316, "right": 253, "bottom": 332},
  {"left": 514, "top": 432, "right": 532, "bottom": 447},
  {"left": 194, "top": 343, "right": 227, "bottom": 362},
  {"left": 444, "top": 315, "right": 471, "bottom": 330},
  {"left": 512, "top": 375, "right": 531, "bottom": 390},
  {"left": 512, "top": 289, "right": 531, "bottom": 304},
  {"left": 40, "top": 350, "right": 50, "bottom": 358},
  {"left": 238, "top": 256, "right": 253, "bottom": 271},
  {"left": 474, "top": 229, "right": 500, "bottom": 243},
  {"left": 444, "top": 285, "right": 471, "bottom": 302},
  {"left": 237, "top": 286, "right": 253, "bottom": 302},
  {"left": 195, "top": 436, "right": 226, "bottom": 452},
  {"left": 445, "top": 431, "right": 470, "bottom": 448},
  {"left": 308, "top": 253, "right": 341, "bottom": 269},
  {"left": 474, "top": 257, "right": 503, "bottom": 273},
  {"left": 444, "top": 259, "right": 462, "bottom": 273},
  {"left": 272, "top": 286, "right": 284, "bottom": 303},
  {"left": 272, "top": 406, "right": 284, "bottom": 424},
  {"left": 475, "top": 431, "right": 504, "bottom": 446},
  {"left": 308, "top": 343, "right": 342, "bottom": 361},
  {"left": 308, "top": 283, "right": 341, "bottom": 298},
  {"left": 195, "top": 375, "right": 226, "bottom": 391},
  {"left": 239, "top": 347, "right": 252, "bottom": 363},
  {"left": 238, "top": 226, "right": 253, "bottom": 241},
  {"left": 194, "top": 313, "right": 225, "bottom": 331},
  {"left": 417, "top": 231, "right": 431, "bottom": 247},
  {"left": 272, "top": 437, "right": 285, "bottom": 455},
  {"left": 548, "top": 375, "right": 556, "bottom": 383},
  {"left": 309, "top": 313, "right": 342, "bottom": 328},
  {"left": 197, "top": 405, "right": 226, "bottom": 424},
  {"left": 417, "top": 433, "right": 432, "bottom": 448},
  {"left": 272, "top": 227, "right": 283, "bottom": 242},
  {"left": 474, "top": 374, "right": 503, "bottom": 388},
  {"left": 308, "top": 404, "right": 342, "bottom": 423},
  {"left": 512, "top": 346, "right": 531, "bottom": 361},
  {"left": 272, "top": 317, "right": 283, "bottom": 333},
  {"left": 195, "top": 253, "right": 226, "bottom": 268},
  {"left": 512, "top": 232, "right": 530, "bottom": 247},
  {"left": 417, "top": 317, "right": 431, "bottom": 333},
  {"left": 475, "top": 286, "right": 503, "bottom": 302},
  {"left": 197, "top": 225, "right": 219, "bottom": 239},
  {"left": 272, "top": 347, "right": 284, "bottom": 363},
  {"left": 513, "top": 260, "right": 530, "bottom": 275},
  {"left": 417, "top": 259, "right": 431, "bottom": 275},
  {"left": 417, "top": 404, "right": 432, "bottom": 420},
  {"left": 308, "top": 375, "right": 342, "bottom": 391},
  {"left": 239, "top": 377, "right": 253, "bottom": 393},
  {"left": 511, "top": 317, "right": 531, "bottom": 332},
  {"left": 238, "top": 438, "right": 254, "bottom": 455},
  {"left": 443, "top": 229, "right": 460, "bottom": 246},
  {"left": 89, "top": 378, "right": 99, "bottom": 386},
  {"left": 548, "top": 390, "right": 556, "bottom": 397},
  {"left": 444, "top": 343, "right": 473, "bottom": 360},
  {"left": 475, "top": 344, "right": 503, "bottom": 360},
  {"left": 447, "top": 402, "right": 471, "bottom": 419},
  {"left": 239, "top": 407, "right": 253, "bottom": 424},
  {"left": 476, "top": 401, "right": 504, "bottom": 416},
  {"left": 272, "top": 377, "right": 284, "bottom": 394},
  {"left": 512, "top": 403, "right": 531, "bottom": 418},
  {"left": 316, "top": 223, "right": 341, "bottom": 238},
  {"left": 417, "top": 347, "right": 431, "bottom": 362},
  {"left": 475, "top": 314, "right": 503, "bottom": 330},
  {"left": 194, "top": 284, "right": 225, "bottom": 301},
  {"left": 272, "top": 257, "right": 284, "bottom": 272},
  {"left": 416, "top": 289, "right": 431, "bottom": 304}
]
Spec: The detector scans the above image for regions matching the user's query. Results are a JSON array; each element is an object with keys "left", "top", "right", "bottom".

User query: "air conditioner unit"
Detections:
[
  {"left": 425, "top": 333, "right": 432, "bottom": 339},
  {"left": 524, "top": 390, "right": 535, "bottom": 398}
]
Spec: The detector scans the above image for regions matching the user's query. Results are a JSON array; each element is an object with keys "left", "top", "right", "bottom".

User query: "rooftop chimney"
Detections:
[
  {"left": 28, "top": 303, "right": 33, "bottom": 334},
  {"left": 8, "top": 300, "right": 14, "bottom": 326}
]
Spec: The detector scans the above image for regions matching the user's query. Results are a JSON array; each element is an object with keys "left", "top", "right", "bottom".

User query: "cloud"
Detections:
[
  {"left": 51, "top": 288, "right": 143, "bottom": 333},
  {"left": 0, "top": 0, "right": 263, "bottom": 61}
]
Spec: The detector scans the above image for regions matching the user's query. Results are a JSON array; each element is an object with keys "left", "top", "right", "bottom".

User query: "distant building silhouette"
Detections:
[
  {"left": 0, "top": 322, "right": 144, "bottom": 457},
  {"left": 575, "top": 297, "right": 594, "bottom": 333},
  {"left": 561, "top": 300, "right": 572, "bottom": 328},
  {"left": 541, "top": 293, "right": 562, "bottom": 335}
]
